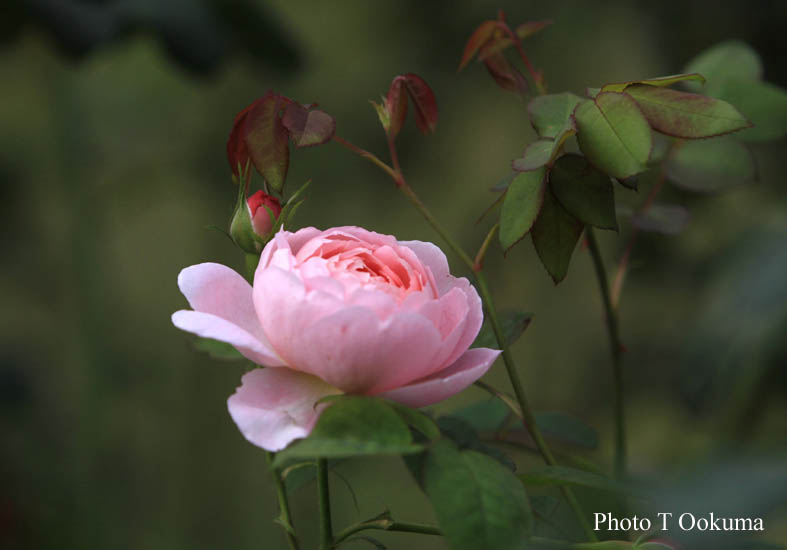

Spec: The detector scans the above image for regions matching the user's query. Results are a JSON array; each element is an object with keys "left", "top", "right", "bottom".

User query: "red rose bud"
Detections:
[{"left": 247, "top": 190, "right": 282, "bottom": 237}]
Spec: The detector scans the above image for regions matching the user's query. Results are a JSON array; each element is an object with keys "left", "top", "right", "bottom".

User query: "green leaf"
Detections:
[
  {"left": 273, "top": 397, "right": 421, "bottom": 466},
  {"left": 549, "top": 154, "right": 617, "bottom": 230},
  {"left": 709, "top": 78, "right": 787, "bottom": 142},
  {"left": 574, "top": 92, "right": 653, "bottom": 179},
  {"left": 473, "top": 310, "right": 533, "bottom": 350},
  {"left": 528, "top": 92, "right": 583, "bottom": 138},
  {"left": 601, "top": 73, "right": 706, "bottom": 93},
  {"left": 684, "top": 40, "right": 763, "bottom": 93},
  {"left": 512, "top": 123, "right": 576, "bottom": 173},
  {"left": 388, "top": 402, "right": 441, "bottom": 441},
  {"left": 534, "top": 412, "right": 599, "bottom": 449},
  {"left": 192, "top": 338, "right": 244, "bottom": 360},
  {"left": 511, "top": 139, "right": 554, "bottom": 172},
  {"left": 448, "top": 398, "right": 510, "bottom": 433},
  {"left": 499, "top": 167, "right": 547, "bottom": 252},
  {"left": 423, "top": 440, "right": 533, "bottom": 550},
  {"left": 519, "top": 465, "right": 634, "bottom": 495},
  {"left": 624, "top": 84, "right": 751, "bottom": 139},
  {"left": 531, "top": 185, "right": 584, "bottom": 284},
  {"left": 664, "top": 137, "right": 756, "bottom": 193}
]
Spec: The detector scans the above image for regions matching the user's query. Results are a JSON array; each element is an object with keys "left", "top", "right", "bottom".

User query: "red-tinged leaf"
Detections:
[
  {"left": 244, "top": 91, "right": 290, "bottom": 193},
  {"left": 477, "top": 20, "right": 553, "bottom": 60},
  {"left": 386, "top": 78, "right": 409, "bottom": 137},
  {"left": 624, "top": 84, "right": 752, "bottom": 139},
  {"left": 403, "top": 74, "right": 438, "bottom": 134},
  {"left": 227, "top": 99, "right": 260, "bottom": 177},
  {"left": 281, "top": 103, "right": 336, "bottom": 148},
  {"left": 459, "top": 20, "right": 497, "bottom": 71},
  {"left": 482, "top": 50, "right": 529, "bottom": 96}
]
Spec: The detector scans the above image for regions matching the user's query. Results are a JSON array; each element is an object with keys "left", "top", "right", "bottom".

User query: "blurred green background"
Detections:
[{"left": 2, "top": 1, "right": 786, "bottom": 549}]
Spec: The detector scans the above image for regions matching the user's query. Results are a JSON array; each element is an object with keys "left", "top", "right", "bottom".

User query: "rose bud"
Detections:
[
  {"left": 230, "top": 190, "right": 282, "bottom": 253},
  {"left": 172, "top": 226, "right": 501, "bottom": 451},
  {"left": 247, "top": 190, "right": 282, "bottom": 237}
]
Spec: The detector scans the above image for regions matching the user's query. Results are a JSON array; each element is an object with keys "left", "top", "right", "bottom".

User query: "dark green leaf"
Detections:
[
  {"left": 436, "top": 416, "right": 516, "bottom": 471},
  {"left": 388, "top": 402, "right": 441, "bottom": 440},
  {"left": 684, "top": 41, "right": 763, "bottom": 93},
  {"left": 448, "top": 398, "right": 510, "bottom": 433},
  {"left": 625, "top": 84, "right": 751, "bottom": 139},
  {"left": 192, "top": 338, "right": 244, "bottom": 360},
  {"left": 273, "top": 397, "right": 421, "bottom": 466},
  {"left": 549, "top": 154, "right": 617, "bottom": 230},
  {"left": 708, "top": 78, "right": 787, "bottom": 142},
  {"left": 423, "top": 440, "right": 533, "bottom": 550},
  {"left": 473, "top": 310, "right": 534, "bottom": 350},
  {"left": 528, "top": 92, "right": 583, "bottom": 138},
  {"left": 519, "top": 465, "right": 634, "bottom": 495},
  {"left": 601, "top": 73, "right": 706, "bottom": 93},
  {"left": 574, "top": 93, "right": 653, "bottom": 179},
  {"left": 534, "top": 411, "right": 599, "bottom": 449},
  {"left": 531, "top": 185, "right": 584, "bottom": 283},
  {"left": 664, "top": 137, "right": 756, "bottom": 193},
  {"left": 499, "top": 167, "right": 547, "bottom": 252}
]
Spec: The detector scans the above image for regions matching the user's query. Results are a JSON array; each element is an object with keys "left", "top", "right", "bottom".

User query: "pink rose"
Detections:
[{"left": 172, "top": 226, "right": 500, "bottom": 451}]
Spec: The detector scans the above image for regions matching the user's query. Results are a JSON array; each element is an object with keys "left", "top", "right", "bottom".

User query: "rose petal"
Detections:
[
  {"left": 172, "top": 310, "right": 285, "bottom": 367},
  {"left": 287, "top": 307, "right": 443, "bottom": 394},
  {"left": 178, "top": 263, "right": 267, "bottom": 342},
  {"left": 440, "top": 277, "right": 484, "bottom": 366},
  {"left": 377, "top": 347, "right": 500, "bottom": 408},
  {"left": 253, "top": 266, "right": 344, "bottom": 365},
  {"left": 227, "top": 368, "right": 341, "bottom": 451},
  {"left": 399, "top": 240, "right": 451, "bottom": 294}
]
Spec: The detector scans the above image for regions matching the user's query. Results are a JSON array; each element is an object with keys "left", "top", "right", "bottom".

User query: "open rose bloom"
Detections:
[{"left": 172, "top": 226, "right": 500, "bottom": 451}]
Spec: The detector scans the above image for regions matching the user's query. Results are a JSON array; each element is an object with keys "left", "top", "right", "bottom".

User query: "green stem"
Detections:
[
  {"left": 317, "top": 459, "right": 333, "bottom": 550},
  {"left": 333, "top": 520, "right": 442, "bottom": 546},
  {"left": 266, "top": 452, "right": 299, "bottom": 550},
  {"left": 585, "top": 228, "right": 626, "bottom": 479},
  {"left": 473, "top": 270, "right": 597, "bottom": 542}
]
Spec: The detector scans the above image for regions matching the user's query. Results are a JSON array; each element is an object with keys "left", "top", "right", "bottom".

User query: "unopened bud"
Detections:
[{"left": 247, "top": 190, "right": 282, "bottom": 238}]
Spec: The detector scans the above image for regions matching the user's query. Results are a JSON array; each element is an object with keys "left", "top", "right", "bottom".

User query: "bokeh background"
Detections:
[{"left": 2, "top": 1, "right": 786, "bottom": 549}]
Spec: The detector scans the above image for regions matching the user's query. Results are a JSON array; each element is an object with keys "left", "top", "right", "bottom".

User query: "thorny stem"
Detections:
[
  {"left": 318, "top": 459, "right": 333, "bottom": 550},
  {"left": 266, "top": 452, "right": 299, "bottom": 550},
  {"left": 585, "top": 228, "right": 626, "bottom": 479},
  {"left": 332, "top": 519, "right": 442, "bottom": 546},
  {"left": 336, "top": 134, "right": 597, "bottom": 542}
]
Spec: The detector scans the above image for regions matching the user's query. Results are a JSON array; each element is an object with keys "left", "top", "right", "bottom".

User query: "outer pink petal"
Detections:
[
  {"left": 171, "top": 310, "right": 286, "bottom": 366},
  {"left": 178, "top": 263, "right": 265, "bottom": 340},
  {"left": 377, "top": 348, "right": 501, "bottom": 408},
  {"left": 227, "top": 368, "right": 341, "bottom": 451},
  {"left": 439, "top": 277, "right": 484, "bottom": 367},
  {"left": 288, "top": 307, "right": 443, "bottom": 394}
]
